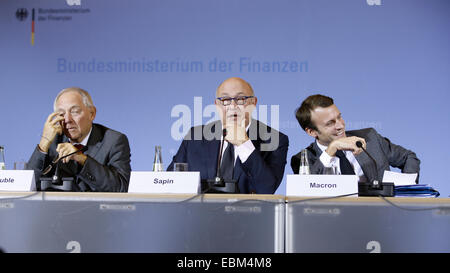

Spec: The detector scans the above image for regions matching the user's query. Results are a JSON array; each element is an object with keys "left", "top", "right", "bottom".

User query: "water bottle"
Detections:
[
  {"left": 0, "top": 146, "right": 5, "bottom": 170},
  {"left": 299, "top": 149, "right": 310, "bottom": 175},
  {"left": 153, "top": 145, "right": 163, "bottom": 172}
]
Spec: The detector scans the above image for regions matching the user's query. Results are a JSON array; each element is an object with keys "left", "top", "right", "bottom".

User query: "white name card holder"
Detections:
[
  {"left": 0, "top": 170, "right": 36, "bottom": 191},
  {"left": 286, "top": 174, "right": 358, "bottom": 197},
  {"left": 128, "top": 171, "right": 200, "bottom": 194}
]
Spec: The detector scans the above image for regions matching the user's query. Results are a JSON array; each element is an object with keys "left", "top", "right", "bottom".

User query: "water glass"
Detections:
[{"left": 173, "top": 163, "right": 188, "bottom": 172}]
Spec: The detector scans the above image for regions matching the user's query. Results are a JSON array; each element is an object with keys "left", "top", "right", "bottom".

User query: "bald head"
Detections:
[
  {"left": 216, "top": 77, "right": 254, "bottom": 97},
  {"left": 215, "top": 77, "right": 257, "bottom": 128}
]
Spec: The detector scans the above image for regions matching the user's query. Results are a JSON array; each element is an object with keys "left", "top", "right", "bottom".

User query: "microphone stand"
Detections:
[
  {"left": 203, "top": 129, "right": 239, "bottom": 194},
  {"left": 356, "top": 141, "right": 394, "bottom": 197}
]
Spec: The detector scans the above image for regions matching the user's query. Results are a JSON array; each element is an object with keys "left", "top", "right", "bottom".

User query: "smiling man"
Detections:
[
  {"left": 291, "top": 94, "right": 420, "bottom": 183},
  {"left": 28, "top": 87, "right": 131, "bottom": 192},
  {"left": 168, "top": 77, "right": 289, "bottom": 194}
]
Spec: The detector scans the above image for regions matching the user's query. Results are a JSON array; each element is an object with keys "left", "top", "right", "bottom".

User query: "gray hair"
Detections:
[{"left": 53, "top": 87, "right": 94, "bottom": 111}]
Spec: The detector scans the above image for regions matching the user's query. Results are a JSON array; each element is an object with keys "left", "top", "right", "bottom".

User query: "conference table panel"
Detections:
[
  {"left": 286, "top": 197, "right": 450, "bottom": 253},
  {"left": 0, "top": 192, "right": 285, "bottom": 253},
  {"left": 2, "top": 192, "right": 449, "bottom": 253}
]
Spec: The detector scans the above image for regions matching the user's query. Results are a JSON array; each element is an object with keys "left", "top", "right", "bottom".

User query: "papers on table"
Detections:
[
  {"left": 382, "top": 170, "right": 417, "bottom": 186},
  {"left": 382, "top": 171, "right": 439, "bottom": 197}
]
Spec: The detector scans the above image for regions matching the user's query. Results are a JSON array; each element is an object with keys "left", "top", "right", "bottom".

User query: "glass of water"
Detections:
[
  {"left": 173, "top": 162, "right": 188, "bottom": 172},
  {"left": 14, "top": 161, "right": 28, "bottom": 170},
  {"left": 323, "top": 165, "right": 337, "bottom": 175}
]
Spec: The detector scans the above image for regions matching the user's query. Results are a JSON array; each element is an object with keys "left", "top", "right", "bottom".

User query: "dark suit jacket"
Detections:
[
  {"left": 167, "top": 120, "right": 289, "bottom": 194},
  {"left": 291, "top": 128, "right": 420, "bottom": 183},
  {"left": 28, "top": 123, "right": 131, "bottom": 192}
]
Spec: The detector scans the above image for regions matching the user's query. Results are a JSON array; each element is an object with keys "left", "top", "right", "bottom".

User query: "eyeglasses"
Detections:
[
  {"left": 42, "top": 145, "right": 86, "bottom": 176},
  {"left": 216, "top": 96, "right": 254, "bottom": 106},
  {"left": 42, "top": 154, "right": 61, "bottom": 176}
]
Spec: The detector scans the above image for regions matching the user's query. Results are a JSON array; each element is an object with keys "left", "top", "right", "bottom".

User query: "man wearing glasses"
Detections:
[
  {"left": 27, "top": 87, "right": 131, "bottom": 192},
  {"left": 168, "top": 77, "right": 289, "bottom": 194}
]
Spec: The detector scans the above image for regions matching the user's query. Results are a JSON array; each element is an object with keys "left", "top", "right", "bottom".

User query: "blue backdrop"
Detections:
[{"left": 1, "top": 0, "right": 449, "bottom": 196}]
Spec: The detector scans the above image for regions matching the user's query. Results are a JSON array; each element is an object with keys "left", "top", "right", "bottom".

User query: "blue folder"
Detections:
[{"left": 394, "top": 184, "right": 440, "bottom": 197}]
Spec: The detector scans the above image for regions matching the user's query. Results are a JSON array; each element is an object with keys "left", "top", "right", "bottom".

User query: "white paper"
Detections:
[{"left": 382, "top": 170, "right": 417, "bottom": 186}]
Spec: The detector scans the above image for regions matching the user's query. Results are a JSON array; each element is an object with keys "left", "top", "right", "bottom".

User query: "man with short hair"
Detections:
[
  {"left": 28, "top": 87, "right": 131, "bottom": 192},
  {"left": 291, "top": 94, "right": 420, "bottom": 183},
  {"left": 168, "top": 77, "right": 289, "bottom": 194}
]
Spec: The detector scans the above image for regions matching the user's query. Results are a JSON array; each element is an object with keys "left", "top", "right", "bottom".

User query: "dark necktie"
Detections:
[
  {"left": 220, "top": 143, "right": 235, "bottom": 180},
  {"left": 335, "top": 150, "right": 355, "bottom": 175},
  {"left": 74, "top": 144, "right": 84, "bottom": 151}
]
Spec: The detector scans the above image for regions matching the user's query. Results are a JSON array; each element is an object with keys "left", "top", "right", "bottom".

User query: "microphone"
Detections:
[
  {"left": 356, "top": 140, "right": 394, "bottom": 196},
  {"left": 215, "top": 128, "right": 227, "bottom": 180},
  {"left": 203, "top": 128, "right": 238, "bottom": 193},
  {"left": 356, "top": 141, "right": 377, "bottom": 172}
]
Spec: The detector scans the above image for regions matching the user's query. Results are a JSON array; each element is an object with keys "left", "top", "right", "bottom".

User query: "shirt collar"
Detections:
[{"left": 316, "top": 140, "right": 328, "bottom": 153}]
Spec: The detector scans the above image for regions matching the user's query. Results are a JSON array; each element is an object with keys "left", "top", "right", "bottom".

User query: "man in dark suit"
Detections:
[
  {"left": 291, "top": 94, "right": 420, "bottom": 183},
  {"left": 168, "top": 77, "right": 289, "bottom": 194},
  {"left": 28, "top": 87, "right": 131, "bottom": 192}
]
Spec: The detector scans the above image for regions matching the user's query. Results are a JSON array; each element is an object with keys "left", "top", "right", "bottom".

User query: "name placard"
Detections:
[
  {"left": 128, "top": 171, "right": 200, "bottom": 194},
  {"left": 0, "top": 170, "right": 36, "bottom": 191},
  {"left": 286, "top": 174, "right": 358, "bottom": 197}
]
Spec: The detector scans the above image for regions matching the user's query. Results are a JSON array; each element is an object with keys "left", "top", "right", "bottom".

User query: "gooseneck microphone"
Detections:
[
  {"left": 356, "top": 140, "right": 379, "bottom": 186},
  {"left": 215, "top": 128, "right": 227, "bottom": 180},
  {"left": 356, "top": 141, "right": 377, "bottom": 169},
  {"left": 356, "top": 140, "right": 394, "bottom": 196},
  {"left": 203, "top": 128, "right": 238, "bottom": 193}
]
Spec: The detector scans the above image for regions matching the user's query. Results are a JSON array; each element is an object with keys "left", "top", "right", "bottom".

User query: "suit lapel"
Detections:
[
  {"left": 310, "top": 141, "right": 322, "bottom": 157},
  {"left": 206, "top": 139, "right": 221, "bottom": 179},
  {"left": 249, "top": 120, "right": 261, "bottom": 154},
  {"left": 354, "top": 152, "right": 377, "bottom": 182},
  {"left": 206, "top": 121, "right": 222, "bottom": 179},
  {"left": 85, "top": 124, "right": 103, "bottom": 160},
  {"left": 347, "top": 130, "right": 377, "bottom": 182}
]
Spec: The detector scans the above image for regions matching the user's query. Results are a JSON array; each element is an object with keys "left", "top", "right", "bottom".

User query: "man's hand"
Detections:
[
  {"left": 225, "top": 115, "right": 249, "bottom": 146},
  {"left": 325, "top": 136, "right": 366, "bottom": 157},
  {"left": 39, "top": 112, "right": 64, "bottom": 153},
  {"left": 56, "top": 143, "right": 87, "bottom": 165}
]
